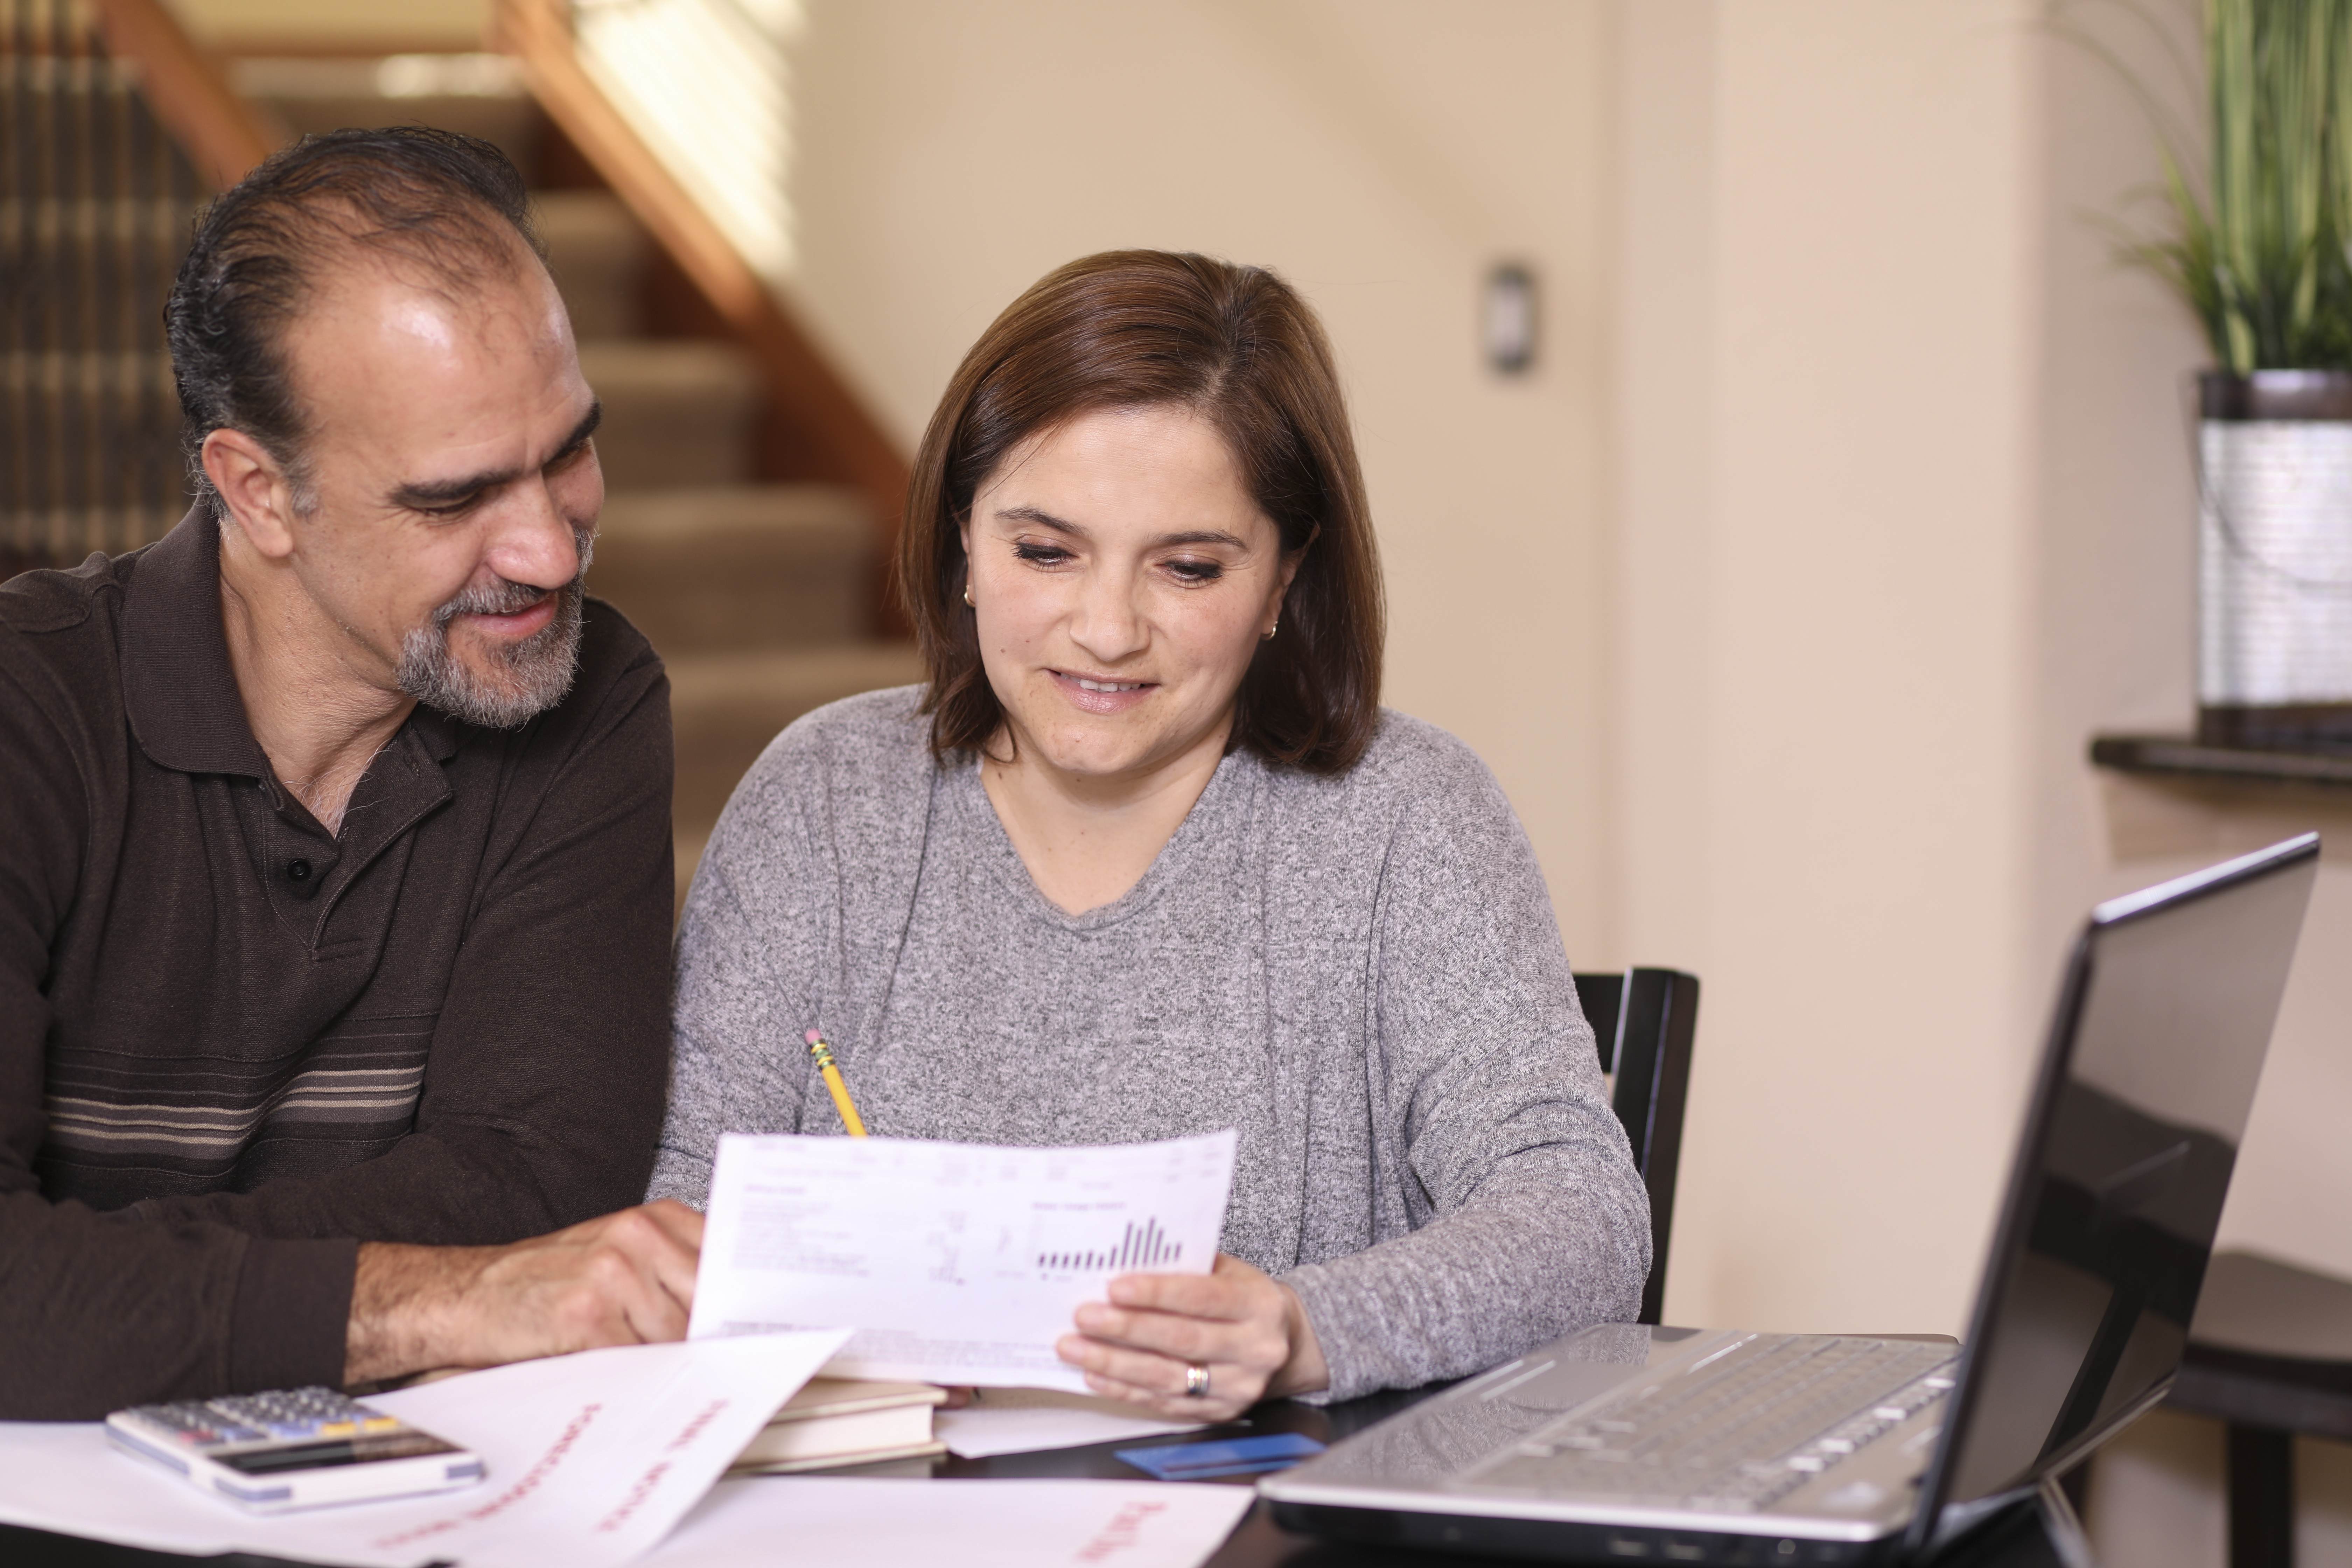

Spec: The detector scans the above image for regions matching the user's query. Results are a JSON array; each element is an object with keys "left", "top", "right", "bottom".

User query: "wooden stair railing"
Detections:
[
  {"left": 2, "top": 0, "right": 251, "bottom": 574},
  {"left": 84, "top": 0, "right": 282, "bottom": 189},
  {"left": 493, "top": 0, "right": 909, "bottom": 633},
  {"left": 70, "top": 0, "right": 910, "bottom": 634}
]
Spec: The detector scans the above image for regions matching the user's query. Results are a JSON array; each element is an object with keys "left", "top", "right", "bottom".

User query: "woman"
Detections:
[{"left": 652, "top": 250, "right": 1648, "bottom": 1418}]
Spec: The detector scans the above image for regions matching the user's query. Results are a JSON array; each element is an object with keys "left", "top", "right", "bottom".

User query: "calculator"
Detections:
[{"left": 105, "top": 1386, "right": 485, "bottom": 1512}]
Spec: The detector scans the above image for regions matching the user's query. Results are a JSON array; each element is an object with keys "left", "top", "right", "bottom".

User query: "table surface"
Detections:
[{"left": 0, "top": 1384, "right": 2075, "bottom": 1568}]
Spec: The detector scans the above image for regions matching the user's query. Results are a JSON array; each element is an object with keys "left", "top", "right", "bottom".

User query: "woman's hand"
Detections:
[{"left": 1056, "top": 1253, "right": 1330, "bottom": 1421}]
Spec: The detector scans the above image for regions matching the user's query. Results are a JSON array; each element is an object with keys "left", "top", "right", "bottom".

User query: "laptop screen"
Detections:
[{"left": 1925, "top": 838, "right": 2317, "bottom": 1519}]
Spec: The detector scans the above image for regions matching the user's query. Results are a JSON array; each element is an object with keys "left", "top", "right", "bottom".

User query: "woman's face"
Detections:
[{"left": 962, "top": 404, "right": 1297, "bottom": 788}]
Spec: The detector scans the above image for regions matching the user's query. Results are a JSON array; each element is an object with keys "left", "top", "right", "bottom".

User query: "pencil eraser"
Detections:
[{"left": 805, "top": 1029, "right": 822, "bottom": 1045}]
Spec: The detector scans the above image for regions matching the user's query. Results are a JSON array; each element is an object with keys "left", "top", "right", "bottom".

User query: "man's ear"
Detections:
[{"left": 202, "top": 427, "right": 299, "bottom": 560}]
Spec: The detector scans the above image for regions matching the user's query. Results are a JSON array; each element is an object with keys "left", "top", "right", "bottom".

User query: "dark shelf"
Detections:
[{"left": 2091, "top": 734, "right": 2352, "bottom": 790}]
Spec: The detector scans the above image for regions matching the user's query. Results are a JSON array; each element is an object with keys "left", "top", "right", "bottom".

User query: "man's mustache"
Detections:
[
  {"left": 432, "top": 575, "right": 565, "bottom": 627},
  {"left": 428, "top": 528, "right": 595, "bottom": 629}
]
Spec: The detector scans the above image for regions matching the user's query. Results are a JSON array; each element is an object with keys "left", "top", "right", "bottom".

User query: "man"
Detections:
[{"left": 0, "top": 128, "right": 701, "bottom": 1418}]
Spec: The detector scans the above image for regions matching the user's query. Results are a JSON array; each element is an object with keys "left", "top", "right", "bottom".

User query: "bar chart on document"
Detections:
[{"left": 688, "top": 1129, "right": 1238, "bottom": 1392}]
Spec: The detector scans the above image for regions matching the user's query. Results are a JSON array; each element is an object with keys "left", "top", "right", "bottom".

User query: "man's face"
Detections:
[{"left": 270, "top": 238, "right": 603, "bottom": 727}]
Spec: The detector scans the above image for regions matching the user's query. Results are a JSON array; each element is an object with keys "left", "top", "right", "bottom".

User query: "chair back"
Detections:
[{"left": 1573, "top": 967, "right": 1701, "bottom": 1325}]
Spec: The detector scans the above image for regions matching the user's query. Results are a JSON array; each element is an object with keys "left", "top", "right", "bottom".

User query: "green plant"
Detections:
[{"left": 2117, "top": 0, "right": 2352, "bottom": 372}]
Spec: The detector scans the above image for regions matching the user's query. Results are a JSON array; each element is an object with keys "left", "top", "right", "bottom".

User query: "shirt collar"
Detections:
[
  {"left": 120, "top": 508, "right": 274, "bottom": 778},
  {"left": 120, "top": 508, "right": 464, "bottom": 777}
]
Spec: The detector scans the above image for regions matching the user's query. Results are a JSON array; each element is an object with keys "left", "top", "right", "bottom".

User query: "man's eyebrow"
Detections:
[
  {"left": 390, "top": 401, "right": 604, "bottom": 508},
  {"left": 992, "top": 506, "right": 1249, "bottom": 550},
  {"left": 554, "top": 401, "right": 603, "bottom": 458}
]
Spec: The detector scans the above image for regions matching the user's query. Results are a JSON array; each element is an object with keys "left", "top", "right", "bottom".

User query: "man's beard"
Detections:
[{"left": 396, "top": 562, "right": 589, "bottom": 729}]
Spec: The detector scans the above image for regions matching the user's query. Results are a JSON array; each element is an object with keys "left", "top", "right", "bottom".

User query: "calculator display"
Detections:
[{"left": 213, "top": 1429, "right": 462, "bottom": 1473}]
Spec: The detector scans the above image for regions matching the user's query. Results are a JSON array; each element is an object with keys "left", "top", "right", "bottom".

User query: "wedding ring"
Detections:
[{"left": 1184, "top": 1362, "right": 1211, "bottom": 1399}]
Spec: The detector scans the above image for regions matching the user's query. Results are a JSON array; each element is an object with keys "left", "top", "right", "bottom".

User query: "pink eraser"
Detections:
[{"left": 805, "top": 1029, "right": 822, "bottom": 1044}]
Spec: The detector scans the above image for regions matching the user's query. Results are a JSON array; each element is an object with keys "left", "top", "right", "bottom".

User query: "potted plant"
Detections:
[{"left": 2130, "top": 0, "right": 2352, "bottom": 750}]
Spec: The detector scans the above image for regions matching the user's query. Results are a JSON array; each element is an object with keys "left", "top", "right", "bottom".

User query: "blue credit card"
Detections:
[{"left": 1115, "top": 1432, "right": 1327, "bottom": 1480}]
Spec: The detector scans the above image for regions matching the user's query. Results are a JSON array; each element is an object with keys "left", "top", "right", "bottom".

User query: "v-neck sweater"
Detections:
[{"left": 653, "top": 688, "right": 1649, "bottom": 1401}]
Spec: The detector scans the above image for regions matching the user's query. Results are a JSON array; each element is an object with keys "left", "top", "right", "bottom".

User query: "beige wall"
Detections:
[{"left": 1616, "top": 0, "right": 2047, "bottom": 1339}]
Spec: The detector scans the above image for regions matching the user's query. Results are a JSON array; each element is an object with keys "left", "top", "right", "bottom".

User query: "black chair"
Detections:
[
  {"left": 2162, "top": 1250, "right": 2352, "bottom": 1568},
  {"left": 1573, "top": 967, "right": 1701, "bottom": 1326}
]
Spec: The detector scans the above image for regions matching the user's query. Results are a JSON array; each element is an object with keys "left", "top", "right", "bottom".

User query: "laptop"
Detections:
[{"left": 1262, "top": 834, "right": 2319, "bottom": 1565}]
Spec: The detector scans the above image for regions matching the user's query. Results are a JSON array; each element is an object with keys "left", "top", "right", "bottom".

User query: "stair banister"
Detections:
[
  {"left": 493, "top": 0, "right": 909, "bottom": 629},
  {"left": 83, "top": 0, "right": 286, "bottom": 189}
]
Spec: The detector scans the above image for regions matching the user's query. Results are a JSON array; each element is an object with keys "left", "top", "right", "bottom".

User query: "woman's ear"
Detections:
[{"left": 1273, "top": 523, "right": 1316, "bottom": 603}]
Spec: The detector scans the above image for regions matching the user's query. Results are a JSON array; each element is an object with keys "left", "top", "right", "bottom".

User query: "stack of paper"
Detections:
[{"left": 936, "top": 1387, "right": 1206, "bottom": 1460}]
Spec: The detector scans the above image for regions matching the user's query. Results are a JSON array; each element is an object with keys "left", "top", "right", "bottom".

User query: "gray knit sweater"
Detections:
[{"left": 651, "top": 688, "right": 1650, "bottom": 1401}]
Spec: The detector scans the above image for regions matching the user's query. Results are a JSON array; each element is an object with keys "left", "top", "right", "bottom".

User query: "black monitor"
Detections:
[{"left": 1913, "top": 834, "right": 2319, "bottom": 1550}]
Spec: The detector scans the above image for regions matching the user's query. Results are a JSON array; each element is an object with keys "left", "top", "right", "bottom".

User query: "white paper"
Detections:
[
  {"left": 690, "top": 1130, "right": 1237, "bottom": 1392},
  {"left": 0, "top": 1331, "right": 847, "bottom": 1568},
  {"left": 646, "top": 1475, "right": 1254, "bottom": 1568},
  {"left": 936, "top": 1388, "right": 1207, "bottom": 1459}
]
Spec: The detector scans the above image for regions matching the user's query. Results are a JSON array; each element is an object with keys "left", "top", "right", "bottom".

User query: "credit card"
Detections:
[{"left": 1114, "top": 1432, "right": 1327, "bottom": 1480}]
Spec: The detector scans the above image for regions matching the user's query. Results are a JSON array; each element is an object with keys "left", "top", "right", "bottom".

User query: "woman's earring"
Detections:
[
  {"left": 1262, "top": 620, "right": 1278, "bottom": 642},
  {"left": 963, "top": 581, "right": 974, "bottom": 608}
]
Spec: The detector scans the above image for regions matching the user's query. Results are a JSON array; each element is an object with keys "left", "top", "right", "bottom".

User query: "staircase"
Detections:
[
  {"left": 0, "top": 2, "right": 201, "bottom": 579},
  {"left": 240, "top": 57, "right": 922, "bottom": 904}
]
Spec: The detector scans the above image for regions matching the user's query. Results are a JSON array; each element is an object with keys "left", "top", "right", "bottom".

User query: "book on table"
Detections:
[{"left": 729, "top": 1378, "right": 948, "bottom": 1474}]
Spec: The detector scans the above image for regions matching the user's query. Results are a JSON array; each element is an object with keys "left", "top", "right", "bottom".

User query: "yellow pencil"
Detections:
[{"left": 804, "top": 1029, "right": 868, "bottom": 1137}]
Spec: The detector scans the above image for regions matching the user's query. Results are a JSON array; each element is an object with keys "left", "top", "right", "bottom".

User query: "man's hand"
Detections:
[
  {"left": 1056, "top": 1252, "right": 1330, "bottom": 1421},
  {"left": 344, "top": 1200, "right": 704, "bottom": 1386}
]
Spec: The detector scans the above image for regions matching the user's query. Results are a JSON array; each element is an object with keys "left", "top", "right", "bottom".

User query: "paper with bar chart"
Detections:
[{"left": 688, "top": 1130, "right": 1238, "bottom": 1391}]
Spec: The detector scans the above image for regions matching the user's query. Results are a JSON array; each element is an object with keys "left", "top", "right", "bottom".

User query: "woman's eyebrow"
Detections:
[
  {"left": 995, "top": 504, "right": 1082, "bottom": 534},
  {"left": 1154, "top": 529, "right": 1250, "bottom": 549},
  {"left": 994, "top": 506, "right": 1248, "bottom": 552}
]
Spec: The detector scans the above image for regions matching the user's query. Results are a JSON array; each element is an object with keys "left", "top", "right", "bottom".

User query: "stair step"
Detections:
[
  {"left": 534, "top": 191, "right": 645, "bottom": 340},
  {"left": 589, "top": 484, "right": 872, "bottom": 655},
  {"left": 233, "top": 55, "right": 544, "bottom": 175},
  {"left": 665, "top": 642, "right": 924, "bottom": 824},
  {"left": 0, "top": 198, "right": 200, "bottom": 265},
  {"left": 579, "top": 340, "right": 763, "bottom": 488}
]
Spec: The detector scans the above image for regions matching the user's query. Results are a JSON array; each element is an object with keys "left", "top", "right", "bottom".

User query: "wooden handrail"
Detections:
[
  {"left": 84, "top": 0, "right": 288, "bottom": 190},
  {"left": 492, "top": 0, "right": 910, "bottom": 624}
]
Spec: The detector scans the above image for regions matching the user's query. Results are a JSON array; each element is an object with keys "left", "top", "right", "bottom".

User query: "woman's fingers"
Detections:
[
  {"left": 1071, "top": 1300, "right": 1223, "bottom": 1361},
  {"left": 1105, "top": 1270, "right": 1250, "bottom": 1319},
  {"left": 1058, "top": 1254, "right": 1300, "bottom": 1420},
  {"left": 1057, "top": 1332, "right": 1268, "bottom": 1420}
]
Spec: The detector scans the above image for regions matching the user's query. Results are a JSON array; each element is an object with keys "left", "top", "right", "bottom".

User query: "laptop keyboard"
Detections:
[{"left": 1464, "top": 1335, "right": 1958, "bottom": 1514}]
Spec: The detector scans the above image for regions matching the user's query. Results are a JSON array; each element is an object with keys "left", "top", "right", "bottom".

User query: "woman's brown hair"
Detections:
[{"left": 901, "top": 249, "right": 1385, "bottom": 774}]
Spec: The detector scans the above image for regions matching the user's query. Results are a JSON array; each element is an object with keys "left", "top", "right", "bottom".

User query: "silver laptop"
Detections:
[{"left": 1262, "top": 834, "right": 2319, "bottom": 1564}]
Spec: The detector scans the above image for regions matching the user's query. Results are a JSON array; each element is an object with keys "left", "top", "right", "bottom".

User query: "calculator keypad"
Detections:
[{"left": 124, "top": 1387, "right": 404, "bottom": 1450}]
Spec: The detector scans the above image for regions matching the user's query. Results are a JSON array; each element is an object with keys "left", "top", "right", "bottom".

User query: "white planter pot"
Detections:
[{"left": 2197, "top": 371, "right": 2352, "bottom": 749}]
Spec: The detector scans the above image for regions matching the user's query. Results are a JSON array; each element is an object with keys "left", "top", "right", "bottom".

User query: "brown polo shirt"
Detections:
[{"left": 0, "top": 511, "right": 675, "bottom": 1419}]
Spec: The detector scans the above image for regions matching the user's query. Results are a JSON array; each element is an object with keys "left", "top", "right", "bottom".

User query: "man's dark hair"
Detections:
[{"left": 166, "top": 126, "right": 545, "bottom": 521}]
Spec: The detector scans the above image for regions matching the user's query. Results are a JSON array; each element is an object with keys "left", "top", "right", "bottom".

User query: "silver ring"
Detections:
[{"left": 1184, "top": 1362, "right": 1210, "bottom": 1399}]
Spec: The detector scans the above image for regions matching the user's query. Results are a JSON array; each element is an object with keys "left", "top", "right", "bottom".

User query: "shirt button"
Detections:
[{"left": 286, "top": 859, "right": 312, "bottom": 882}]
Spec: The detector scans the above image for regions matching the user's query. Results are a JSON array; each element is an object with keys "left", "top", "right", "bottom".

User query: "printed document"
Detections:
[
  {"left": 648, "top": 1475, "right": 1254, "bottom": 1568},
  {"left": 0, "top": 1332, "right": 847, "bottom": 1568},
  {"left": 935, "top": 1387, "right": 1206, "bottom": 1459},
  {"left": 689, "top": 1129, "right": 1238, "bottom": 1391}
]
